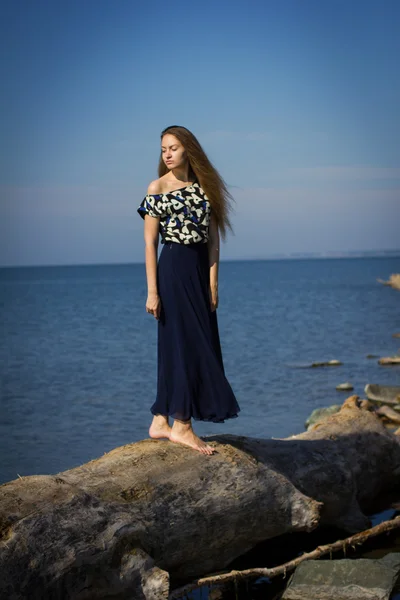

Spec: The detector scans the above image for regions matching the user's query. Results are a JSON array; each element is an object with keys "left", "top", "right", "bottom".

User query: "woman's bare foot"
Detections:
[
  {"left": 170, "top": 420, "right": 215, "bottom": 455},
  {"left": 149, "top": 415, "right": 172, "bottom": 439}
]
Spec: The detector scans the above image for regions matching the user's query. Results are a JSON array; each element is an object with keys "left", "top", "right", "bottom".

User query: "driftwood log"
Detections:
[{"left": 1, "top": 396, "right": 400, "bottom": 599}]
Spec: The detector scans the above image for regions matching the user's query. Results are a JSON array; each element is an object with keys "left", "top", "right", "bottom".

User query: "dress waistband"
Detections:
[{"left": 164, "top": 241, "right": 208, "bottom": 249}]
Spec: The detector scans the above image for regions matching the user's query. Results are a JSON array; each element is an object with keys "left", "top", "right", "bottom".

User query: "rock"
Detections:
[
  {"left": 359, "top": 399, "right": 375, "bottom": 411},
  {"left": 377, "top": 274, "right": 400, "bottom": 290},
  {"left": 291, "top": 360, "right": 342, "bottom": 369},
  {"left": 305, "top": 405, "right": 341, "bottom": 429},
  {"left": 393, "top": 333, "right": 400, "bottom": 339},
  {"left": 310, "top": 360, "right": 343, "bottom": 368},
  {"left": 366, "top": 354, "right": 379, "bottom": 359},
  {"left": 282, "top": 553, "right": 400, "bottom": 600},
  {"left": 376, "top": 405, "right": 400, "bottom": 425},
  {"left": 336, "top": 383, "right": 354, "bottom": 391},
  {"left": 378, "top": 356, "right": 400, "bottom": 365},
  {"left": 365, "top": 384, "right": 400, "bottom": 406}
]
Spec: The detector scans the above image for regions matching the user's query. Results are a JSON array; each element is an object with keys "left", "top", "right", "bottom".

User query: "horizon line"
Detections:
[{"left": 1, "top": 249, "right": 400, "bottom": 269}]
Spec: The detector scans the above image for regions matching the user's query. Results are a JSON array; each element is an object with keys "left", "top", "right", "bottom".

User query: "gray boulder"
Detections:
[
  {"left": 365, "top": 384, "right": 400, "bottom": 406},
  {"left": 282, "top": 553, "right": 400, "bottom": 600}
]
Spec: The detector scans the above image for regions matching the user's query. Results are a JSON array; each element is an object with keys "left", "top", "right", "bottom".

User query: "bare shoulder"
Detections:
[
  {"left": 147, "top": 174, "right": 172, "bottom": 195},
  {"left": 147, "top": 179, "right": 163, "bottom": 195}
]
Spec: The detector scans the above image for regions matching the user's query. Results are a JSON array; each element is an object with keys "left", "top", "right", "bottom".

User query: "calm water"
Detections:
[{"left": 1, "top": 257, "right": 400, "bottom": 485}]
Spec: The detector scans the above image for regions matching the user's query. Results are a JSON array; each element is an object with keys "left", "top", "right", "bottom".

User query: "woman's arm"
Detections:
[
  {"left": 144, "top": 215, "right": 161, "bottom": 320},
  {"left": 208, "top": 212, "right": 220, "bottom": 312}
]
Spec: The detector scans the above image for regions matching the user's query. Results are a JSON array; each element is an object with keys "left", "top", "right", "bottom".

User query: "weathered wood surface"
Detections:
[{"left": 1, "top": 396, "right": 400, "bottom": 599}]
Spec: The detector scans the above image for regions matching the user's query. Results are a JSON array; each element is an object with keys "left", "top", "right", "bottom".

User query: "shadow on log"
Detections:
[
  {"left": 170, "top": 515, "right": 400, "bottom": 599},
  {"left": 1, "top": 396, "right": 400, "bottom": 599}
]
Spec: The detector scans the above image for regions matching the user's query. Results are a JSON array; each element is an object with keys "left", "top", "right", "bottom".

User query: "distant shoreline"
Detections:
[{"left": 1, "top": 251, "right": 400, "bottom": 270}]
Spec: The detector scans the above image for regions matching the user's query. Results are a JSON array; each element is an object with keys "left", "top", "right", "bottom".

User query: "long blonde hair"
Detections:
[{"left": 158, "top": 125, "right": 233, "bottom": 239}]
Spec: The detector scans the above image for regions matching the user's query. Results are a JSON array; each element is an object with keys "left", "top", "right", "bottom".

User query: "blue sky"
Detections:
[{"left": 1, "top": 0, "right": 399, "bottom": 266}]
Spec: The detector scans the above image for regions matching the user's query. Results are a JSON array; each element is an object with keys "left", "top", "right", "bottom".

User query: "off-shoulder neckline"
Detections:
[{"left": 146, "top": 181, "right": 199, "bottom": 197}]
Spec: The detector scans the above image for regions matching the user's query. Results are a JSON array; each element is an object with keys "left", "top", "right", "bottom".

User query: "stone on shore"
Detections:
[
  {"left": 359, "top": 399, "right": 375, "bottom": 411},
  {"left": 365, "top": 384, "right": 400, "bottom": 406},
  {"left": 282, "top": 553, "right": 400, "bottom": 600},
  {"left": 376, "top": 405, "right": 400, "bottom": 425},
  {"left": 310, "top": 359, "right": 342, "bottom": 368},
  {"left": 305, "top": 405, "right": 341, "bottom": 429},
  {"left": 336, "top": 382, "right": 354, "bottom": 391},
  {"left": 378, "top": 356, "right": 400, "bottom": 365}
]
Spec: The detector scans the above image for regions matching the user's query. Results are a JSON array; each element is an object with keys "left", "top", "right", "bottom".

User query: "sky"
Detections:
[{"left": 0, "top": 0, "right": 399, "bottom": 266}]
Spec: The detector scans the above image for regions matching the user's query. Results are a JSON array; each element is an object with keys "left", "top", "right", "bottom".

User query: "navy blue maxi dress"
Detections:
[{"left": 138, "top": 182, "right": 240, "bottom": 423}]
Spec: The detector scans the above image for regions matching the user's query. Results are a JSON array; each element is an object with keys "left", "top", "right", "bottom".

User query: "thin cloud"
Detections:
[{"left": 286, "top": 166, "right": 400, "bottom": 181}]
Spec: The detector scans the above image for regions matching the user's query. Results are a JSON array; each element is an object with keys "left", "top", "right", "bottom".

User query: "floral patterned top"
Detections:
[{"left": 137, "top": 182, "right": 211, "bottom": 244}]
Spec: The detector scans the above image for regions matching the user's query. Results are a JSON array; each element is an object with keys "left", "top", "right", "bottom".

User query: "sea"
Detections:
[{"left": 1, "top": 256, "right": 400, "bottom": 486}]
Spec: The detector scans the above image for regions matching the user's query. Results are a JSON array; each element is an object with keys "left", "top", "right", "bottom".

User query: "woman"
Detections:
[{"left": 137, "top": 125, "right": 240, "bottom": 455}]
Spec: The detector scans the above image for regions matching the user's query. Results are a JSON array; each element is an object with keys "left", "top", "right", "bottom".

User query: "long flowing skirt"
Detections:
[{"left": 151, "top": 241, "right": 240, "bottom": 422}]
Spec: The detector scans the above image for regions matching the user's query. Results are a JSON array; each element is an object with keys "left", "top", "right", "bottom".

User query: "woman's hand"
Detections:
[
  {"left": 146, "top": 293, "right": 161, "bottom": 320},
  {"left": 209, "top": 285, "right": 219, "bottom": 312}
]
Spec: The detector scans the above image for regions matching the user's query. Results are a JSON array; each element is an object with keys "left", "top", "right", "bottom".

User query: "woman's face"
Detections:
[{"left": 161, "top": 134, "right": 187, "bottom": 170}]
